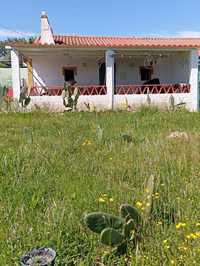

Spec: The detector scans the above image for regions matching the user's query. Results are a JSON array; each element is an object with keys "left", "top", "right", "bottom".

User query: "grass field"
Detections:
[{"left": 1, "top": 108, "right": 200, "bottom": 265}]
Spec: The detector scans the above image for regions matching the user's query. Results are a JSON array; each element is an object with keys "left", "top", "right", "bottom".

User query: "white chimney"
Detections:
[{"left": 40, "top": 11, "right": 55, "bottom": 45}]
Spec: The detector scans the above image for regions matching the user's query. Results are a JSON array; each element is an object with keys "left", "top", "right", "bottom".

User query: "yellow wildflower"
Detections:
[
  {"left": 87, "top": 140, "right": 92, "bottom": 145},
  {"left": 176, "top": 222, "right": 186, "bottom": 229},
  {"left": 186, "top": 234, "right": 191, "bottom": 240},
  {"left": 190, "top": 233, "right": 197, "bottom": 239},
  {"left": 195, "top": 231, "right": 200, "bottom": 237},
  {"left": 170, "top": 260, "right": 175, "bottom": 265},
  {"left": 82, "top": 139, "right": 92, "bottom": 146},
  {"left": 109, "top": 198, "right": 114, "bottom": 203},
  {"left": 163, "top": 239, "right": 168, "bottom": 244},
  {"left": 186, "top": 233, "right": 197, "bottom": 240},
  {"left": 196, "top": 222, "right": 200, "bottom": 226},
  {"left": 98, "top": 197, "right": 106, "bottom": 203},
  {"left": 136, "top": 201, "right": 143, "bottom": 208}
]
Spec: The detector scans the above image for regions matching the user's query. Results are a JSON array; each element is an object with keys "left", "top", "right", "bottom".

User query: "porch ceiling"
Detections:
[{"left": 20, "top": 49, "right": 189, "bottom": 59}]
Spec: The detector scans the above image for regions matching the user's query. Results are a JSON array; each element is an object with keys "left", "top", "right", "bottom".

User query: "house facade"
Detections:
[{"left": 8, "top": 12, "right": 200, "bottom": 111}]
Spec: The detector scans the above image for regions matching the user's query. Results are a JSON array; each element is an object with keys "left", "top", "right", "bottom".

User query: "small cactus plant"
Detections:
[
  {"left": 62, "top": 81, "right": 80, "bottom": 111},
  {"left": 83, "top": 176, "right": 155, "bottom": 258},
  {"left": 146, "top": 93, "right": 151, "bottom": 106},
  {"left": 19, "top": 80, "right": 31, "bottom": 108},
  {"left": 83, "top": 204, "right": 142, "bottom": 255},
  {"left": 169, "top": 95, "right": 175, "bottom": 111},
  {"left": 121, "top": 133, "right": 133, "bottom": 143}
]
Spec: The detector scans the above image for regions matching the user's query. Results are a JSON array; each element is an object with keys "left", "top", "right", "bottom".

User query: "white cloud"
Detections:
[
  {"left": 0, "top": 28, "right": 36, "bottom": 39},
  {"left": 177, "top": 31, "right": 200, "bottom": 37}
]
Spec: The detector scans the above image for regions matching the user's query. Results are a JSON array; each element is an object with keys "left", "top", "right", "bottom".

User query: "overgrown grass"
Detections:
[{"left": 1, "top": 109, "right": 200, "bottom": 265}]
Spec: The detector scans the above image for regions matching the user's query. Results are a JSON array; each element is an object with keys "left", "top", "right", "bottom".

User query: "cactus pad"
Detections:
[
  {"left": 84, "top": 212, "right": 123, "bottom": 234},
  {"left": 100, "top": 228, "right": 124, "bottom": 246},
  {"left": 120, "top": 204, "right": 142, "bottom": 226}
]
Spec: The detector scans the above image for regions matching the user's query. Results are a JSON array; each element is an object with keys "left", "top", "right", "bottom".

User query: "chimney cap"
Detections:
[{"left": 41, "top": 11, "right": 48, "bottom": 17}]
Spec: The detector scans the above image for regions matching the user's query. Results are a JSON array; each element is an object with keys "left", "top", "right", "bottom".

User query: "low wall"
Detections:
[{"left": 28, "top": 93, "right": 193, "bottom": 111}]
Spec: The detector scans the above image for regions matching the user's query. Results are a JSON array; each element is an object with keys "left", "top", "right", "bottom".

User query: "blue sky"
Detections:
[{"left": 1, "top": 0, "right": 200, "bottom": 39}]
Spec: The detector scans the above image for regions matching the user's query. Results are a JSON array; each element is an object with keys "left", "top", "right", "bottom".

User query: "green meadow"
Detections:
[{"left": 1, "top": 108, "right": 200, "bottom": 265}]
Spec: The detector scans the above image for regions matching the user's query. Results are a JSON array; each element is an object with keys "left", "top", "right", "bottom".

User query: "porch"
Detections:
[{"left": 10, "top": 48, "right": 198, "bottom": 110}]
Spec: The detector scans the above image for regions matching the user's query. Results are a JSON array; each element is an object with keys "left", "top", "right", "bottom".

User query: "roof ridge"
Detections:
[
  {"left": 52, "top": 34, "right": 200, "bottom": 40},
  {"left": 53, "top": 34, "right": 136, "bottom": 39},
  {"left": 31, "top": 34, "right": 200, "bottom": 49}
]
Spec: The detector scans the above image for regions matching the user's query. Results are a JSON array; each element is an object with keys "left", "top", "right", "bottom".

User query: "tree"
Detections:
[
  {"left": 0, "top": 41, "right": 7, "bottom": 57},
  {"left": 0, "top": 37, "right": 35, "bottom": 57}
]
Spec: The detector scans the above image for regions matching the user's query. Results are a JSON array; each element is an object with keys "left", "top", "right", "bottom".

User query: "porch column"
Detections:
[
  {"left": 105, "top": 50, "right": 115, "bottom": 109},
  {"left": 11, "top": 49, "right": 21, "bottom": 99},
  {"left": 189, "top": 50, "right": 199, "bottom": 111}
]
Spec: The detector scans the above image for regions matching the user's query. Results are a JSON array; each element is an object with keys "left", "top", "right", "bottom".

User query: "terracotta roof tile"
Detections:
[{"left": 31, "top": 35, "right": 200, "bottom": 49}]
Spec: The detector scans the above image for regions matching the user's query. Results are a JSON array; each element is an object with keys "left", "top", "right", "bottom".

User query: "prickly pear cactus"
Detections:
[
  {"left": 19, "top": 84, "right": 31, "bottom": 108},
  {"left": 147, "top": 93, "right": 151, "bottom": 106},
  {"left": 84, "top": 212, "right": 123, "bottom": 234},
  {"left": 83, "top": 201, "right": 149, "bottom": 257},
  {"left": 120, "top": 204, "right": 142, "bottom": 226},
  {"left": 62, "top": 81, "right": 80, "bottom": 111},
  {"left": 100, "top": 228, "right": 124, "bottom": 247}
]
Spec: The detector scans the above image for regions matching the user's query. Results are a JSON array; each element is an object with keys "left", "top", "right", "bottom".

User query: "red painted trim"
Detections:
[
  {"left": 115, "top": 84, "right": 190, "bottom": 94},
  {"left": 30, "top": 85, "right": 107, "bottom": 96}
]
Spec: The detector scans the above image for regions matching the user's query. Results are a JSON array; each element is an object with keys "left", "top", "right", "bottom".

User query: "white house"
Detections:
[{"left": 8, "top": 12, "right": 200, "bottom": 111}]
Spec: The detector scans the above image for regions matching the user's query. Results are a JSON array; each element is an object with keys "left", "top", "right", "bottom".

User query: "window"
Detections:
[
  {"left": 140, "top": 66, "right": 152, "bottom": 81},
  {"left": 62, "top": 67, "right": 77, "bottom": 82}
]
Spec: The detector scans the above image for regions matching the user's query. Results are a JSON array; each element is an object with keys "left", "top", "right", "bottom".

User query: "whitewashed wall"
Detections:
[
  {"left": 32, "top": 54, "right": 99, "bottom": 86},
  {"left": 29, "top": 93, "right": 193, "bottom": 112},
  {"left": 116, "top": 52, "right": 190, "bottom": 85}
]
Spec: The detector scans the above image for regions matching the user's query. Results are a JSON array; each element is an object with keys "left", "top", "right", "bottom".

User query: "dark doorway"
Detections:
[
  {"left": 99, "top": 63, "right": 117, "bottom": 86},
  {"left": 140, "top": 66, "right": 152, "bottom": 81},
  {"left": 99, "top": 63, "right": 106, "bottom": 85},
  {"left": 63, "top": 68, "right": 75, "bottom": 82}
]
